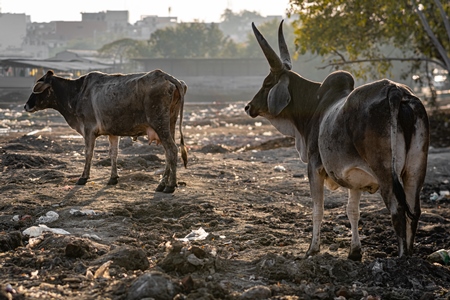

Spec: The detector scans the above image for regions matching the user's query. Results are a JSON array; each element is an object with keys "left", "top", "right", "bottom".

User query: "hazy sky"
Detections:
[{"left": 2, "top": 0, "right": 289, "bottom": 23}]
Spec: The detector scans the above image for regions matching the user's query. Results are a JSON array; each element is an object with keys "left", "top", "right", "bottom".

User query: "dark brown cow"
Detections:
[
  {"left": 245, "top": 21, "right": 430, "bottom": 260},
  {"left": 24, "top": 69, "right": 188, "bottom": 193}
]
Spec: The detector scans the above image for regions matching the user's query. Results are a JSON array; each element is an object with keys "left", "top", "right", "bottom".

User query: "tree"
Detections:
[
  {"left": 98, "top": 38, "right": 150, "bottom": 64},
  {"left": 220, "top": 9, "right": 264, "bottom": 42},
  {"left": 242, "top": 19, "right": 296, "bottom": 58},
  {"left": 148, "top": 23, "right": 236, "bottom": 58},
  {"left": 288, "top": 0, "right": 450, "bottom": 81}
]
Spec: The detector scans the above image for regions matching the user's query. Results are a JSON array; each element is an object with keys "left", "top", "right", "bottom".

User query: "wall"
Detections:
[{"left": 0, "top": 13, "right": 27, "bottom": 51}]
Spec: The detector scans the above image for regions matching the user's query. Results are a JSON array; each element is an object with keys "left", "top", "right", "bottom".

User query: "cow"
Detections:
[
  {"left": 24, "top": 69, "right": 188, "bottom": 193},
  {"left": 245, "top": 21, "right": 430, "bottom": 260}
]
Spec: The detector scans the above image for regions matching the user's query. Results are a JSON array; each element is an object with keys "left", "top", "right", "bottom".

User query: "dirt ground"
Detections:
[{"left": 1, "top": 94, "right": 450, "bottom": 300}]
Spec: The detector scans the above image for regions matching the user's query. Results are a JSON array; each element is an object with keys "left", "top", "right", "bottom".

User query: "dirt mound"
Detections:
[
  {"left": 4, "top": 135, "right": 65, "bottom": 153},
  {"left": 1, "top": 153, "right": 66, "bottom": 169}
]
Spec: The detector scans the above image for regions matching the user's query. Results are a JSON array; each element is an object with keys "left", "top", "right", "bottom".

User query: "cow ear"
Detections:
[
  {"left": 32, "top": 71, "right": 53, "bottom": 94},
  {"left": 268, "top": 74, "right": 290, "bottom": 116}
]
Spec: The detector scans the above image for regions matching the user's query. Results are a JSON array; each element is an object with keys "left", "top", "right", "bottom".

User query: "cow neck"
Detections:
[
  {"left": 52, "top": 77, "right": 83, "bottom": 130},
  {"left": 270, "top": 73, "right": 320, "bottom": 163},
  {"left": 286, "top": 73, "right": 321, "bottom": 138}
]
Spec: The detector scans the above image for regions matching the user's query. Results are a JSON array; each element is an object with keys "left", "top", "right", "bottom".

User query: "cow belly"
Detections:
[
  {"left": 147, "top": 127, "right": 161, "bottom": 145},
  {"left": 340, "top": 167, "right": 379, "bottom": 193}
]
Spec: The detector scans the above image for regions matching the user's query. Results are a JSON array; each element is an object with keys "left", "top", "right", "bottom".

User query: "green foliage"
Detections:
[
  {"left": 148, "top": 23, "right": 237, "bottom": 58},
  {"left": 220, "top": 9, "right": 263, "bottom": 39},
  {"left": 98, "top": 38, "right": 151, "bottom": 61},
  {"left": 242, "top": 19, "right": 296, "bottom": 58},
  {"left": 288, "top": 0, "right": 450, "bottom": 79}
]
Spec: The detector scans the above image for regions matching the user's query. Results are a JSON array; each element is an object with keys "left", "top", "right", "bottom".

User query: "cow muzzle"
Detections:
[
  {"left": 24, "top": 103, "right": 37, "bottom": 113},
  {"left": 244, "top": 103, "right": 258, "bottom": 118}
]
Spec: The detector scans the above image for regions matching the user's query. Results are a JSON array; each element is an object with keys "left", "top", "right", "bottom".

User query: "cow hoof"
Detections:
[
  {"left": 155, "top": 183, "right": 166, "bottom": 192},
  {"left": 76, "top": 178, "right": 88, "bottom": 185},
  {"left": 305, "top": 247, "right": 320, "bottom": 258},
  {"left": 348, "top": 250, "right": 362, "bottom": 261},
  {"left": 107, "top": 177, "right": 119, "bottom": 185},
  {"left": 163, "top": 186, "right": 176, "bottom": 193}
]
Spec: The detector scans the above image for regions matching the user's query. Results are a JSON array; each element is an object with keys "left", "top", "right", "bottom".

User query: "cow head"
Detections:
[
  {"left": 24, "top": 70, "right": 55, "bottom": 112},
  {"left": 245, "top": 20, "right": 292, "bottom": 118}
]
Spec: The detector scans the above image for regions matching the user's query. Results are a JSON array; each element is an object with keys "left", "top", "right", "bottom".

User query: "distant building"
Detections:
[
  {"left": 0, "top": 13, "right": 28, "bottom": 55},
  {"left": 132, "top": 15, "right": 177, "bottom": 40},
  {"left": 82, "top": 10, "right": 129, "bottom": 36}
]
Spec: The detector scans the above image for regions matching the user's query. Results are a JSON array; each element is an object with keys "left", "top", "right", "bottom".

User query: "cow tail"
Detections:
[
  {"left": 176, "top": 80, "right": 188, "bottom": 168},
  {"left": 388, "top": 86, "right": 414, "bottom": 220}
]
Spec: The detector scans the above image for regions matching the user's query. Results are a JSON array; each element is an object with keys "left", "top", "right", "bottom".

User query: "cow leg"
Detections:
[
  {"left": 401, "top": 148, "right": 427, "bottom": 255},
  {"left": 154, "top": 127, "right": 178, "bottom": 193},
  {"left": 77, "top": 133, "right": 96, "bottom": 185},
  {"left": 380, "top": 187, "right": 408, "bottom": 257},
  {"left": 107, "top": 135, "right": 120, "bottom": 185},
  {"left": 402, "top": 183, "right": 421, "bottom": 256},
  {"left": 305, "top": 164, "right": 325, "bottom": 257},
  {"left": 347, "top": 189, "right": 362, "bottom": 261}
]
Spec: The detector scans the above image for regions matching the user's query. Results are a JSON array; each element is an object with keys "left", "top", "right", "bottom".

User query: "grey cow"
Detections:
[
  {"left": 245, "top": 21, "right": 430, "bottom": 260},
  {"left": 24, "top": 69, "right": 188, "bottom": 193}
]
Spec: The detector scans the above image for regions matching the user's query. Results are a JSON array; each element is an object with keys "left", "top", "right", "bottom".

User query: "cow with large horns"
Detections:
[
  {"left": 245, "top": 20, "right": 430, "bottom": 260},
  {"left": 24, "top": 69, "right": 188, "bottom": 193}
]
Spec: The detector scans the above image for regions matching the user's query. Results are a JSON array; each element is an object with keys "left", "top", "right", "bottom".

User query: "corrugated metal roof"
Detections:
[{"left": 0, "top": 59, "right": 113, "bottom": 72}]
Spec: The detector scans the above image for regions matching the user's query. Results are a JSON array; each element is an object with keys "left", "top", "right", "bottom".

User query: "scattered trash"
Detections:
[
  {"left": 28, "top": 237, "right": 43, "bottom": 248},
  {"left": 5, "top": 283, "right": 16, "bottom": 294},
  {"left": 82, "top": 233, "right": 102, "bottom": 241},
  {"left": 37, "top": 211, "right": 59, "bottom": 223},
  {"left": 11, "top": 215, "right": 33, "bottom": 222},
  {"left": 94, "top": 260, "right": 113, "bottom": 279},
  {"left": 440, "top": 190, "right": 450, "bottom": 197},
  {"left": 430, "top": 192, "right": 439, "bottom": 201},
  {"left": 176, "top": 227, "right": 209, "bottom": 242},
  {"left": 372, "top": 261, "right": 383, "bottom": 274},
  {"left": 427, "top": 249, "right": 450, "bottom": 265},
  {"left": 154, "top": 168, "right": 165, "bottom": 175},
  {"left": 22, "top": 224, "right": 70, "bottom": 237},
  {"left": 430, "top": 191, "right": 450, "bottom": 201},
  {"left": 26, "top": 126, "right": 52, "bottom": 136},
  {"left": 274, "top": 165, "right": 286, "bottom": 172},
  {"left": 70, "top": 209, "right": 97, "bottom": 216}
]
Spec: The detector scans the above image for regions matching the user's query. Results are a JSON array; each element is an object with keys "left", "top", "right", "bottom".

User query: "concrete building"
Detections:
[
  {"left": 132, "top": 15, "right": 177, "bottom": 40},
  {"left": 0, "top": 13, "right": 28, "bottom": 55}
]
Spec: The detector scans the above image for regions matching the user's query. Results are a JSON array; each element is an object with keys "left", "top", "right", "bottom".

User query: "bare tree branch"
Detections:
[
  {"left": 318, "top": 57, "right": 447, "bottom": 70},
  {"left": 434, "top": 0, "right": 450, "bottom": 43},
  {"left": 412, "top": 0, "right": 450, "bottom": 72}
]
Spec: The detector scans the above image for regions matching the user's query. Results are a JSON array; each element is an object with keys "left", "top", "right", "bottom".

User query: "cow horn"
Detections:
[
  {"left": 252, "top": 22, "right": 284, "bottom": 73},
  {"left": 32, "top": 82, "right": 51, "bottom": 94},
  {"left": 278, "top": 20, "right": 292, "bottom": 70}
]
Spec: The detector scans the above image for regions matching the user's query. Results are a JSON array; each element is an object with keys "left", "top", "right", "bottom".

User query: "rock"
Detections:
[
  {"left": 127, "top": 272, "right": 181, "bottom": 300},
  {"left": 0, "top": 231, "right": 23, "bottom": 252},
  {"left": 97, "top": 245, "right": 149, "bottom": 271}
]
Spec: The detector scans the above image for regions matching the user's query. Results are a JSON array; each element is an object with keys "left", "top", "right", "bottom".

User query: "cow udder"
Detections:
[{"left": 147, "top": 127, "right": 161, "bottom": 145}]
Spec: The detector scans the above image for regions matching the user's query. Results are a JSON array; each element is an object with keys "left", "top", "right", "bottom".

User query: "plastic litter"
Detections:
[
  {"left": 274, "top": 165, "right": 286, "bottom": 172},
  {"left": 372, "top": 261, "right": 383, "bottom": 274},
  {"left": 176, "top": 227, "right": 209, "bottom": 242},
  {"left": 427, "top": 249, "right": 450, "bottom": 265},
  {"left": 37, "top": 211, "right": 59, "bottom": 223},
  {"left": 82, "top": 233, "right": 102, "bottom": 241},
  {"left": 70, "top": 209, "right": 97, "bottom": 216},
  {"left": 22, "top": 224, "right": 70, "bottom": 237},
  {"left": 429, "top": 191, "right": 450, "bottom": 201}
]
